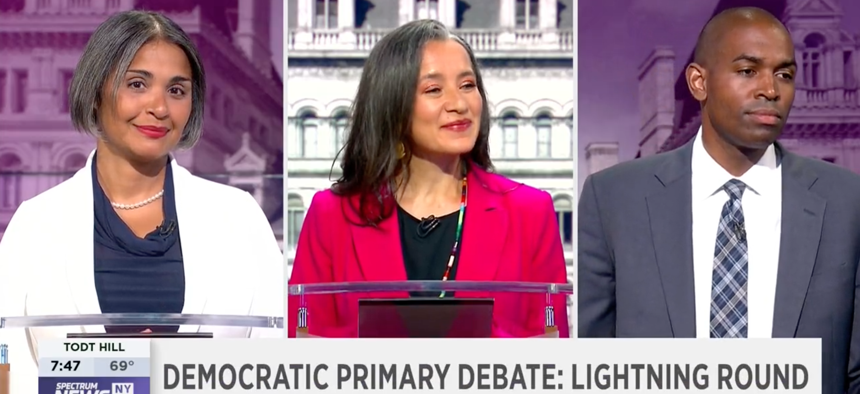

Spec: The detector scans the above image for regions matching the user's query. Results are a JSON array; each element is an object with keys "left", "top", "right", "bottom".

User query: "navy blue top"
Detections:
[{"left": 92, "top": 153, "right": 185, "bottom": 333}]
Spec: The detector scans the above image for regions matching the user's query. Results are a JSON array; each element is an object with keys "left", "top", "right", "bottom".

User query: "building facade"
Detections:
[
  {"left": 636, "top": 0, "right": 860, "bottom": 163},
  {"left": 286, "top": 0, "right": 576, "bottom": 325},
  {"left": 583, "top": 0, "right": 860, "bottom": 187},
  {"left": 0, "top": 0, "right": 285, "bottom": 249}
]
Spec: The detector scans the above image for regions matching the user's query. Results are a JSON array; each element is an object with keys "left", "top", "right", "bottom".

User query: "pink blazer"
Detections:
[{"left": 287, "top": 166, "right": 570, "bottom": 338}]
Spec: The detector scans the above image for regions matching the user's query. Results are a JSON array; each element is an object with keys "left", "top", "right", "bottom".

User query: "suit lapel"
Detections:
[
  {"left": 456, "top": 168, "right": 506, "bottom": 281},
  {"left": 64, "top": 152, "right": 105, "bottom": 333},
  {"left": 772, "top": 148, "right": 824, "bottom": 338},
  {"left": 645, "top": 142, "right": 696, "bottom": 338},
  {"left": 171, "top": 163, "right": 210, "bottom": 333}
]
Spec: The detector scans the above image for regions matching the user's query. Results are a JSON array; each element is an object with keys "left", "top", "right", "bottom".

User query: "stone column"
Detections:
[
  {"left": 499, "top": 0, "right": 515, "bottom": 28},
  {"left": 338, "top": 0, "right": 356, "bottom": 47},
  {"left": 297, "top": 0, "right": 314, "bottom": 29},
  {"left": 29, "top": 49, "right": 54, "bottom": 115},
  {"left": 540, "top": 0, "right": 556, "bottom": 30},
  {"left": 439, "top": 0, "right": 457, "bottom": 27},
  {"left": 585, "top": 143, "right": 619, "bottom": 175},
  {"left": 294, "top": 0, "right": 315, "bottom": 49},
  {"left": 400, "top": 0, "right": 415, "bottom": 25},
  {"left": 637, "top": 47, "right": 675, "bottom": 157},
  {"left": 338, "top": 0, "right": 355, "bottom": 29}
]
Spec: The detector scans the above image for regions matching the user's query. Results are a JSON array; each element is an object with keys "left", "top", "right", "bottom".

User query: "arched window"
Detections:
[
  {"left": 332, "top": 111, "right": 349, "bottom": 154},
  {"left": 415, "top": 0, "right": 438, "bottom": 20},
  {"left": 287, "top": 194, "right": 305, "bottom": 250},
  {"left": 515, "top": 0, "right": 539, "bottom": 29},
  {"left": 314, "top": 0, "right": 339, "bottom": 28},
  {"left": 299, "top": 112, "right": 319, "bottom": 158},
  {"left": 553, "top": 195, "right": 573, "bottom": 249},
  {"left": 501, "top": 112, "right": 519, "bottom": 158},
  {"left": 0, "top": 153, "right": 23, "bottom": 210},
  {"left": 224, "top": 99, "right": 234, "bottom": 127},
  {"left": 63, "top": 152, "right": 88, "bottom": 180},
  {"left": 803, "top": 33, "right": 826, "bottom": 88},
  {"left": 535, "top": 112, "right": 552, "bottom": 158}
]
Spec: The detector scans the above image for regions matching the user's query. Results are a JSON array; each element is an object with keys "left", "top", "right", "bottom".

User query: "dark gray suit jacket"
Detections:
[{"left": 578, "top": 139, "right": 860, "bottom": 393}]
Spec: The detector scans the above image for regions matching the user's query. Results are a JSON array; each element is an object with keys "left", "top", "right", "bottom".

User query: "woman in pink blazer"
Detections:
[{"left": 287, "top": 19, "right": 569, "bottom": 338}]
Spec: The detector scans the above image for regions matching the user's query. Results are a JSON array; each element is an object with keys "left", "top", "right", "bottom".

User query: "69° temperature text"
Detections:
[{"left": 111, "top": 360, "right": 134, "bottom": 371}]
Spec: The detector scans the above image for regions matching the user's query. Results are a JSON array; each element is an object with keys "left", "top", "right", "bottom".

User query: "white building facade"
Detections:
[{"left": 286, "top": 0, "right": 575, "bottom": 325}]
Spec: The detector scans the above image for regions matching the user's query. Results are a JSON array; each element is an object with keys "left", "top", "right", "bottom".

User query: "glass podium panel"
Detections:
[
  {"left": 1, "top": 314, "right": 283, "bottom": 329},
  {"left": 0, "top": 314, "right": 283, "bottom": 338},
  {"left": 288, "top": 281, "right": 573, "bottom": 338}
]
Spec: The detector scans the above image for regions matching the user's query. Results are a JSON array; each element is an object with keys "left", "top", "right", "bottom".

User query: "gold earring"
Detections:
[{"left": 397, "top": 142, "right": 406, "bottom": 159}]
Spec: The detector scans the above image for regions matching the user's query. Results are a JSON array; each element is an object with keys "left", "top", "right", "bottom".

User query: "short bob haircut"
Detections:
[
  {"left": 69, "top": 10, "right": 206, "bottom": 150},
  {"left": 334, "top": 19, "right": 493, "bottom": 226}
]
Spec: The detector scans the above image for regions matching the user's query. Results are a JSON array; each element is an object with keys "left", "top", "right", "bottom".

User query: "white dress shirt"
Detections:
[{"left": 691, "top": 129, "right": 782, "bottom": 339}]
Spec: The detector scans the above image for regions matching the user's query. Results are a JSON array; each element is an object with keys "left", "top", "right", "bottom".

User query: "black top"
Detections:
[
  {"left": 92, "top": 153, "right": 185, "bottom": 333},
  {"left": 397, "top": 206, "right": 461, "bottom": 298}
]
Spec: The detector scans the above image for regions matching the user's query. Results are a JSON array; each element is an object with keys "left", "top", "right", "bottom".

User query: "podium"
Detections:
[
  {"left": 2, "top": 313, "right": 282, "bottom": 330},
  {"left": 288, "top": 280, "right": 573, "bottom": 338}
]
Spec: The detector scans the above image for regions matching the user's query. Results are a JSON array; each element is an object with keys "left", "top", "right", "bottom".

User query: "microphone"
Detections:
[
  {"left": 732, "top": 221, "right": 746, "bottom": 243},
  {"left": 159, "top": 220, "right": 176, "bottom": 237},
  {"left": 416, "top": 215, "right": 440, "bottom": 238}
]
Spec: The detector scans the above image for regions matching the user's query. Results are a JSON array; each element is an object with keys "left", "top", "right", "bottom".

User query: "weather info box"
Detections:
[{"left": 38, "top": 339, "right": 149, "bottom": 394}]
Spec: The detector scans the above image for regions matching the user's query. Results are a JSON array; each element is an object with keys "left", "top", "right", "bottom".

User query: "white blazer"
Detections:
[{"left": 0, "top": 151, "right": 284, "bottom": 393}]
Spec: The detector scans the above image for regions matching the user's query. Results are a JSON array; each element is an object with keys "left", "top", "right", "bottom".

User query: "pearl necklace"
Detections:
[{"left": 111, "top": 190, "right": 165, "bottom": 210}]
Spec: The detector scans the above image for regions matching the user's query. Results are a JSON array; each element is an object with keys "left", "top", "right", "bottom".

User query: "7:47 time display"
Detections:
[{"left": 51, "top": 360, "right": 80, "bottom": 372}]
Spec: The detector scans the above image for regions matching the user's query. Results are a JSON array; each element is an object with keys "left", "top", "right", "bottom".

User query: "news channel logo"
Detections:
[{"left": 53, "top": 382, "right": 134, "bottom": 394}]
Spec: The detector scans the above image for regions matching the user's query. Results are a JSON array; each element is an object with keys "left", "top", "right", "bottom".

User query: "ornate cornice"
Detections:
[
  {"left": 286, "top": 66, "right": 573, "bottom": 81},
  {"left": 0, "top": 31, "right": 90, "bottom": 50}
]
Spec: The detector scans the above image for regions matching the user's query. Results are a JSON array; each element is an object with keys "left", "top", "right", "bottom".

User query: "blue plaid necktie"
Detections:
[{"left": 710, "top": 179, "right": 748, "bottom": 338}]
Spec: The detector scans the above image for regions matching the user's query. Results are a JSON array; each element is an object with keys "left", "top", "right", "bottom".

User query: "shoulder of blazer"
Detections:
[
  {"left": 305, "top": 188, "right": 344, "bottom": 223},
  {"left": 171, "top": 168, "right": 279, "bottom": 252},
  {"left": 781, "top": 149, "right": 860, "bottom": 197},
  {"left": 472, "top": 168, "right": 554, "bottom": 214},
  {"left": 14, "top": 167, "right": 89, "bottom": 212},
  {"left": 172, "top": 165, "right": 261, "bottom": 209}
]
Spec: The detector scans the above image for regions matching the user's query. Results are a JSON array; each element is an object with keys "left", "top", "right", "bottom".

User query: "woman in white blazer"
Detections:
[{"left": 0, "top": 10, "right": 283, "bottom": 392}]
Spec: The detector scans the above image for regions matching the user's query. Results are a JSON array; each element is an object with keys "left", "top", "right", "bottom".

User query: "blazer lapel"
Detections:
[
  {"left": 645, "top": 142, "right": 696, "bottom": 338},
  {"left": 349, "top": 197, "right": 408, "bottom": 282},
  {"left": 771, "top": 148, "right": 824, "bottom": 338},
  {"left": 456, "top": 168, "right": 506, "bottom": 281},
  {"left": 64, "top": 151, "right": 105, "bottom": 333},
  {"left": 349, "top": 166, "right": 509, "bottom": 284},
  {"left": 171, "top": 163, "right": 211, "bottom": 333}
]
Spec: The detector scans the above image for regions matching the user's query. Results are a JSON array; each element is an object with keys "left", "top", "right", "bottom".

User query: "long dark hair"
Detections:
[{"left": 333, "top": 19, "right": 493, "bottom": 227}]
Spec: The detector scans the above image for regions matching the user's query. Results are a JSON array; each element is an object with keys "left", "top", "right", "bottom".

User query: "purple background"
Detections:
[
  {"left": 578, "top": 0, "right": 860, "bottom": 190},
  {"left": 0, "top": 0, "right": 285, "bottom": 247},
  {"left": 39, "top": 376, "right": 149, "bottom": 394}
]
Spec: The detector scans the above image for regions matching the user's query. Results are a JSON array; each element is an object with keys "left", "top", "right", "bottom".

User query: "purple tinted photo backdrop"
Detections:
[
  {"left": 578, "top": 0, "right": 860, "bottom": 192},
  {"left": 0, "top": 0, "right": 285, "bottom": 249}
]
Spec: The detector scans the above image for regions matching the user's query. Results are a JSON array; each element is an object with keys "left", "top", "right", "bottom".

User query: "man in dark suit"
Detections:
[{"left": 578, "top": 6, "right": 860, "bottom": 392}]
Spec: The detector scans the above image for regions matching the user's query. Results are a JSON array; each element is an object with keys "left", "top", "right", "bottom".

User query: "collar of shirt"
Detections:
[{"left": 691, "top": 126, "right": 780, "bottom": 201}]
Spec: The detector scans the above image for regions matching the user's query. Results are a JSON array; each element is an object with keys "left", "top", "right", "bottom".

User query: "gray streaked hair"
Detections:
[{"left": 69, "top": 10, "right": 206, "bottom": 150}]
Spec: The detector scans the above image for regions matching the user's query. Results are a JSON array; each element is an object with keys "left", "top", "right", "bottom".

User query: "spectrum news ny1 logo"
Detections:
[{"left": 54, "top": 382, "right": 134, "bottom": 394}]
